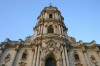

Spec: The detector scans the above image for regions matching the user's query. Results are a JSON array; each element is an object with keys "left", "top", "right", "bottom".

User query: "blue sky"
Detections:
[{"left": 0, "top": 0, "right": 100, "bottom": 44}]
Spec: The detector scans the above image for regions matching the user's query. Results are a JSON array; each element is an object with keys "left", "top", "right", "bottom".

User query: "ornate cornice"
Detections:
[
  {"left": 86, "top": 43, "right": 96, "bottom": 49},
  {"left": 71, "top": 43, "right": 83, "bottom": 49},
  {"left": 34, "top": 33, "right": 67, "bottom": 41}
]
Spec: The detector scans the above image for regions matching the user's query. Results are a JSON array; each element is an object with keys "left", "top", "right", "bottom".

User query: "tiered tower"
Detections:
[{"left": 33, "top": 5, "right": 69, "bottom": 66}]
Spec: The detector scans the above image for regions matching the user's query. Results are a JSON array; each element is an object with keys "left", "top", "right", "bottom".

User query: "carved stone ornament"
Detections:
[
  {"left": 46, "top": 40, "right": 57, "bottom": 48},
  {"left": 40, "top": 40, "right": 62, "bottom": 66},
  {"left": 40, "top": 50, "right": 62, "bottom": 66},
  {"left": 69, "top": 37, "right": 76, "bottom": 44},
  {"left": 75, "top": 63, "right": 83, "bottom": 66},
  {"left": 21, "top": 49, "right": 28, "bottom": 61},
  {"left": 19, "top": 62, "right": 26, "bottom": 66},
  {"left": 41, "top": 40, "right": 61, "bottom": 54},
  {"left": 5, "top": 53, "right": 11, "bottom": 63},
  {"left": 90, "top": 55, "right": 97, "bottom": 64}
]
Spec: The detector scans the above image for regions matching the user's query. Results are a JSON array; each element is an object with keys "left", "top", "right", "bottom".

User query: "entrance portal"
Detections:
[{"left": 45, "top": 58, "right": 56, "bottom": 66}]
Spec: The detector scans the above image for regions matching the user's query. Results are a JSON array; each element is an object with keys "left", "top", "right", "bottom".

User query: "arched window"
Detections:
[
  {"left": 22, "top": 53, "right": 27, "bottom": 59},
  {"left": 48, "top": 25, "right": 54, "bottom": 33},
  {"left": 49, "top": 14, "right": 52, "bottom": 18},
  {"left": 74, "top": 54, "right": 79, "bottom": 61},
  {"left": 45, "top": 58, "right": 56, "bottom": 66}
]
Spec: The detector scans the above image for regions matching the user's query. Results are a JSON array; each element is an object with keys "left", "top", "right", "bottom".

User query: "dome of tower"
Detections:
[
  {"left": 41, "top": 5, "right": 61, "bottom": 14},
  {"left": 37, "top": 5, "right": 63, "bottom": 20}
]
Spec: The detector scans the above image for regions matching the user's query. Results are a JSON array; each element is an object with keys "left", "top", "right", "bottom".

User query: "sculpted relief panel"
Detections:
[{"left": 40, "top": 40, "right": 62, "bottom": 66}]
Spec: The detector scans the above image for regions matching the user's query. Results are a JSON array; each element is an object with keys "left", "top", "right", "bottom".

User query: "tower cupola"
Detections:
[
  {"left": 34, "top": 5, "right": 68, "bottom": 40},
  {"left": 37, "top": 5, "right": 63, "bottom": 21}
]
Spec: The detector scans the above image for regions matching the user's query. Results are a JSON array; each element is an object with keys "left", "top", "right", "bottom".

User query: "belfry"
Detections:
[
  {"left": 0, "top": 5, "right": 100, "bottom": 66},
  {"left": 33, "top": 5, "right": 68, "bottom": 66}
]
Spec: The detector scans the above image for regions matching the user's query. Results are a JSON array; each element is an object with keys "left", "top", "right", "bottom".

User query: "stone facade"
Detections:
[{"left": 0, "top": 5, "right": 100, "bottom": 66}]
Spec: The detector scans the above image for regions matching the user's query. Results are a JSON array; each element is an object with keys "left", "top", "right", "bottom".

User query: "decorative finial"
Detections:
[{"left": 50, "top": 3, "right": 52, "bottom": 7}]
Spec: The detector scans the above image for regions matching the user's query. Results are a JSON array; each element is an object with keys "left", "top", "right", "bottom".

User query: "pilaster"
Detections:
[
  {"left": 32, "top": 46, "right": 38, "bottom": 66},
  {"left": 61, "top": 46, "right": 66, "bottom": 66},
  {"left": 64, "top": 46, "right": 69, "bottom": 66},
  {"left": 36, "top": 45, "right": 40, "bottom": 66},
  {"left": 83, "top": 49, "right": 91, "bottom": 66}
]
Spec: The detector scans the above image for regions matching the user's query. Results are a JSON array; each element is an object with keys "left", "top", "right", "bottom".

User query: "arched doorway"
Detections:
[{"left": 45, "top": 58, "right": 56, "bottom": 66}]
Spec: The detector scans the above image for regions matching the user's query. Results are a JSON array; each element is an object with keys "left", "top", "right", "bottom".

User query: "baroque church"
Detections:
[{"left": 0, "top": 5, "right": 100, "bottom": 66}]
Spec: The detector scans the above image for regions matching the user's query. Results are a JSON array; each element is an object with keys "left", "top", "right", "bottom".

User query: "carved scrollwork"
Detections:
[
  {"left": 42, "top": 40, "right": 61, "bottom": 54},
  {"left": 21, "top": 49, "right": 28, "bottom": 61},
  {"left": 90, "top": 55, "right": 98, "bottom": 65},
  {"left": 46, "top": 40, "right": 57, "bottom": 48},
  {"left": 40, "top": 40, "right": 62, "bottom": 66},
  {"left": 5, "top": 53, "right": 11, "bottom": 63}
]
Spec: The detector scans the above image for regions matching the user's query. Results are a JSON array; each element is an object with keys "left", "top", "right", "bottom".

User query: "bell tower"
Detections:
[
  {"left": 34, "top": 5, "right": 68, "bottom": 37},
  {"left": 33, "top": 5, "right": 69, "bottom": 66}
]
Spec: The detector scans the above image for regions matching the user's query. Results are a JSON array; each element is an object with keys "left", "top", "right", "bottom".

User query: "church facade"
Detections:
[{"left": 0, "top": 5, "right": 100, "bottom": 66}]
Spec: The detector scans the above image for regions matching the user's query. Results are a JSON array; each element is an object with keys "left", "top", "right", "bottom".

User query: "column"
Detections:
[
  {"left": 36, "top": 45, "right": 40, "bottom": 66},
  {"left": 64, "top": 46, "right": 69, "bottom": 66},
  {"left": 56, "top": 59, "right": 62, "bottom": 66},
  {"left": 61, "top": 26, "right": 63, "bottom": 35},
  {"left": 32, "top": 46, "right": 38, "bottom": 66},
  {"left": 56, "top": 26, "right": 58, "bottom": 34},
  {"left": 43, "top": 13, "right": 44, "bottom": 18},
  {"left": 54, "top": 25, "right": 56, "bottom": 33},
  {"left": 59, "top": 25, "right": 61, "bottom": 34},
  {"left": 41, "top": 25, "right": 43, "bottom": 34},
  {"left": 11, "top": 50, "right": 18, "bottom": 66},
  {"left": 83, "top": 51, "right": 91, "bottom": 66},
  {"left": 44, "top": 25, "right": 47, "bottom": 34},
  {"left": 61, "top": 46, "right": 66, "bottom": 66},
  {"left": 40, "top": 25, "right": 42, "bottom": 34},
  {"left": 39, "top": 26, "right": 41, "bottom": 34},
  {"left": 37, "top": 28, "right": 39, "bottom": 35},
  {"left": 31, "top": 49, "right": 35, "bottom": 66}
]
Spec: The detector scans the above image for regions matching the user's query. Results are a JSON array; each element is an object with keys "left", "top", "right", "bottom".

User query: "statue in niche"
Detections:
[
  {"left": 5, "top": 53, "right": 11, "bottom": 63},
  {"left": 90, "top": 55, "right": 98, "bottom": 65}
]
